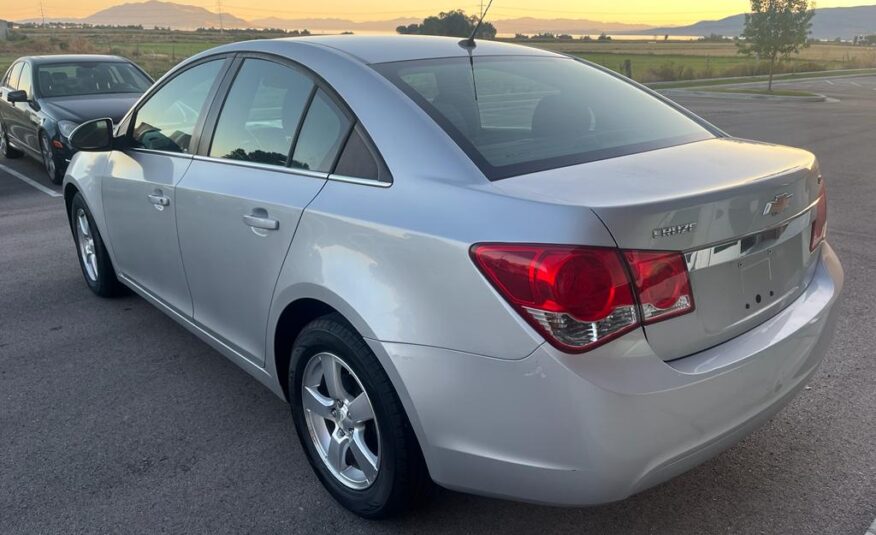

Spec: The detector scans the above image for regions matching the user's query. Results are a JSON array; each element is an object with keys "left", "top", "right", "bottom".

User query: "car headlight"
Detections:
[{"left": 57, "top": 120, "right": 80, "bottom": 139}]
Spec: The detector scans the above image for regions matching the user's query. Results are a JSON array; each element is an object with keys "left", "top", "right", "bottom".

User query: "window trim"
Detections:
[
  {"left": 194, "top": 51, "right": 392, "bottom": 186},
  {"left": 122, "top": 53, "right": 235, "bottom": 159}
]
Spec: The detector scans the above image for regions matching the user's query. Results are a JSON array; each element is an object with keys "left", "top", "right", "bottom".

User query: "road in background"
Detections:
[{"left": 1, "top": 76, "right": 874, "bottom": 534}]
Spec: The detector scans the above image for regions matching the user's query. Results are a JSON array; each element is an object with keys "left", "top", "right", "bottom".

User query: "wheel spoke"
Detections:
[
  {"left": 350, "top": 429, "right": 378, "bottom": 483},
  {"left": 326, "top": 431, "right": 349, "bottom": 473},
  {"left": 89, "top": 254, "right": 99, "bottom": 279},
  {"left": 347, "top": 392, "right": 374, "bottom": 424},
  {"left": 302, "top": 386, "right": 334, "bottom": 419},
  {"left": 320, "top": 354, "right": 347, "bottom": 401},
  {"left": 77, "top": 214, "right": 90, "bottom": 237}
]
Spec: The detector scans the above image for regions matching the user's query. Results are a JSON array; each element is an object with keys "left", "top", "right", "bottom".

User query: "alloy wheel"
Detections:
[
  {"left": 301, "top": 352, "right": 381, "bottom": 490},
  {"left": 41, "top": 137, "right": 56, "bottom": 179},
  {"left": 75, "top": 208, "right": 99, "bottom": 282}
]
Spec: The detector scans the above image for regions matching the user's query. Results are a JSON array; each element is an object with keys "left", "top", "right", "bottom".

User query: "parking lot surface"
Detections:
[{"left": 1, "top": 75, "right": 875, "bottom": 534}]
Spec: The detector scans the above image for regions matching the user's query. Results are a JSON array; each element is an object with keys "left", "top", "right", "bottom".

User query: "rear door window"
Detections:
[
  {"left": 290, "top": 89, "right": 352, "bottom": 173},
  {"left": 209, "top": 58, "right": 314, "bottom": 167}
]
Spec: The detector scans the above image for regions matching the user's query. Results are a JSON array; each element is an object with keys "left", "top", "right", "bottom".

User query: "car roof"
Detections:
[
  {"left": 24, "top": 55, "right": 132, "bottom": 65},
  {"left": 232, "top": 35, "right": 562, "bottom": 65}
]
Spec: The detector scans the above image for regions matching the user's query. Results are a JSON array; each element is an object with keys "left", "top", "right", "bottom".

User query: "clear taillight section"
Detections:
[
  {"left": 471, "top": 244, "right": 695, "bottom": 353},
  {"left": 810, "top": 179, "right": 827, "bottom": 252}
]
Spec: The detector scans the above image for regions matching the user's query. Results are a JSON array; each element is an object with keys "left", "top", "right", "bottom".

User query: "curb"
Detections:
[{"left": 658, "top": 89, "right": 827, "bottom": 102}]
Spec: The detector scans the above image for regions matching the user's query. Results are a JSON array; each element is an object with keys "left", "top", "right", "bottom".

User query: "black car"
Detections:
[{"left": 0, "top": 55, "right": 153, "bottom": 183}]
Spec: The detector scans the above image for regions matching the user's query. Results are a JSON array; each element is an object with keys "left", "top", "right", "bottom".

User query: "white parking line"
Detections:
[
  {"left": 865, "top": 517, "right": 876, "bottom": 535},
  {"left": 826, "top": 80, "right": 835, "bottom": 85},
  {"left": 850, "top": 81, "right": 862, "bottom": 87},
  {"left": 0, "top": 163, "right": 62, "bottom": 198}
]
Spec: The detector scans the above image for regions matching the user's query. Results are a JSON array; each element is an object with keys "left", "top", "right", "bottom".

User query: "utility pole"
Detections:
[{"left": 217, "top": 0, "right": 224, "bottom": 34}]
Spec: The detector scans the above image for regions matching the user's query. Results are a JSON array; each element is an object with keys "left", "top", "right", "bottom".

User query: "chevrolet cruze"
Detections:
[{"left": 61, "top": 36, "right": 843, "bottom": 518}]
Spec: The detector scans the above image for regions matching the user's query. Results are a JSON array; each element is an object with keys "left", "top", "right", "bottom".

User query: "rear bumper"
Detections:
[{"left": 372, "top": 244, "right": 843, "bottom": 506}]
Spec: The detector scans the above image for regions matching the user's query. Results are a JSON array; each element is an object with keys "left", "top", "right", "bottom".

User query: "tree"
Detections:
[
  {"left": 396, "top": 10, "right": 496, "bottom": 39},
  {"left": 737, "top": 0, "right": 815, "bottom": 91}
]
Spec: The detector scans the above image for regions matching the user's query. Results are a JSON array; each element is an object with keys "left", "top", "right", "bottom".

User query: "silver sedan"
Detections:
[{"left": 62, "top": 36, "right": 843, "bottom": 518}]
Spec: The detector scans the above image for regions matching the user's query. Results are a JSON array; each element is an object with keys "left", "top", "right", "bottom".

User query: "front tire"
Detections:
[
  {"left": 289, "top": 314, "right": 432, "bottom": 518},
  {"left": 70, "top": 193, "right": 124, "bottom": 297},
  {"left": 40, "top": 132, "right": 64, "bottom": 184},
  {"left": 0, "top": 120, "right": 23, "bottom": 159}
]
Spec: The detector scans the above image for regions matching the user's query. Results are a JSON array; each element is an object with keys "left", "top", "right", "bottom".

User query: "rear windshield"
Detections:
[
  {"left": 36, "top": 62, "right": 152, "bottom": 98},
  {"left": 375, "top": 56, "right": 714, "bottom": 180}
]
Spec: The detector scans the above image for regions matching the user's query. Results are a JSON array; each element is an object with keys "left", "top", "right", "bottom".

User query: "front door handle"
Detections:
[{"left": 243, "top": 213, "right": 279, "bottom": 231}]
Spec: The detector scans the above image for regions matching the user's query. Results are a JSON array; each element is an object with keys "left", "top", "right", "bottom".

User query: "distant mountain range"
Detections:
[
  {"left": 14, "top": 0, "right": 655, "bottom": 33},
  {"left": 15, "top": 0, "right": 876, "bottom": 39},
  {"left": 643, "top": 5, "right": 876, "bottom": 39}
]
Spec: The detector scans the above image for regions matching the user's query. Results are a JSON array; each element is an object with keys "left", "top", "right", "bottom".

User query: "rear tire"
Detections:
[
  {"left": 0, "top": 120, "right": 23, "bottom": 159},
  {"left": 288, "top": 314, "right": 432, "bottom": 518},
  {"left": 70, "top": 192, "right": 124, "bottom": 297},
  {"left": 40, "top": 132, "right": 64, "bottom": 184}
]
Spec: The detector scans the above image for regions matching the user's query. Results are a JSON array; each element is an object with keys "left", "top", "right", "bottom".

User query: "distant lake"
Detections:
[
  {"left": 299, "top": 30, "right": 703, "bottom": 41},
  {"left": 496, "top": 33, "right": 703, "bottom": 41}
]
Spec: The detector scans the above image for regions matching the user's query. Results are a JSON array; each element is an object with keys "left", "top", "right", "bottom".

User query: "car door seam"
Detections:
[{"left": 261, "top": 177, "right": 331, "bottom": 368}]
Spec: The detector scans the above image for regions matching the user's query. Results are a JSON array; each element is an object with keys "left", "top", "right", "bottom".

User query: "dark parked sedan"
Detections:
[{"left": 0, "top": 55, "right": 152, "bottom": 183}]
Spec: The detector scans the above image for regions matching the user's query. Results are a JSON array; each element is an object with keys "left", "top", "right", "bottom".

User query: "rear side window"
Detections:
[
  {"left": 334, "top": 124, "right": 390, "bottom": 182},
  {"left": 209, "top": 58, "right": 314, "bottom": 167},
  {"left": 5, "top": 62, "right": 23, "bottom": 89},
  {"left": 375, "top": 56, "right": 713, "bottom": 180},
  {"left": 132, "top": 59, "right": 224, "bottom": 154},
  {"left": 290, "top": 89, "right": 352, "bottom": 173}
]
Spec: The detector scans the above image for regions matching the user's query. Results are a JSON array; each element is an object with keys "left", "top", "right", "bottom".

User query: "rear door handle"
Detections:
[
  {"left": 147, "top": 193, "right": 170, "bottom": 206},
  {"left": 243, "top": 213, "right": 279, "bottom": 231}
]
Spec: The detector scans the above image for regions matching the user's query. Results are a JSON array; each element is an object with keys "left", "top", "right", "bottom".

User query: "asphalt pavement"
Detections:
[{"left": 1, "top": 75, "right": 874, "bottom": 534}]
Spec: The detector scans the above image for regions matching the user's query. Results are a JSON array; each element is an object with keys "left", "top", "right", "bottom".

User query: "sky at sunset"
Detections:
[{"left": 3, "top": 0, "right": 871, "bottom": 25}]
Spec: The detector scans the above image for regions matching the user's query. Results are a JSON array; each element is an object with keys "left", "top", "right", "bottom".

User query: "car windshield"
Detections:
[
  {"left": 375, "top": 56, "right": 714, "bottom": 180},
  {"left": 36, "top": 61, "right": 152, "bottom": 98}
]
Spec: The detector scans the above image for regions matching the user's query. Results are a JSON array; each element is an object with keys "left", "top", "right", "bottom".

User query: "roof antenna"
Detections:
[{"left": 460, "top": 0, "right": 494, "bottom": 50}]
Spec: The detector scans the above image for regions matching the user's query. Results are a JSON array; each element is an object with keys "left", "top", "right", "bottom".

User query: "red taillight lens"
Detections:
[
  {"left": 623, "top": 251, "right": 695, "bottom": 324},
  {"left": 472, "top": 244, "right": 695, "bottom": 353},
  {"left": 471, "top": 244, "right": 638, "bottom": 353},
  {"left": 810, "top": 181, "right": 827, "bottom": 252}
]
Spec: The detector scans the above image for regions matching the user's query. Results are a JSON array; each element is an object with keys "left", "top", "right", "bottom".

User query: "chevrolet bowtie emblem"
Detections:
[{"left": 763, "top": 193, "right": 794, "bottom": 216}]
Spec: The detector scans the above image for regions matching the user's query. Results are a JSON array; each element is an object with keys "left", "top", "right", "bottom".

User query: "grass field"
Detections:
[{"left": 3, "top": 27, "right": 876, "bottom": 84}]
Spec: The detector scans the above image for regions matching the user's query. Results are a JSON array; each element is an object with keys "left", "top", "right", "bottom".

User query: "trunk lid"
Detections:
[{"left": 491, "top": 138, "right": 823, "bottom": 360}]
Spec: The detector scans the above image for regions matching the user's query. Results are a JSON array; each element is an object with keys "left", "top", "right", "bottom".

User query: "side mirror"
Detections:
[
  {"left": 7, "top": 90, "right": 27, "bottom": 103},
  {"left": 70, "top": 118, "right": 114, "bottom": 152}
]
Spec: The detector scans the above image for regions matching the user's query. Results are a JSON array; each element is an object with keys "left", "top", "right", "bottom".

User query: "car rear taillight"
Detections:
[
  {"left": 623, "top": 251, "right": 695, "bottom": 324},
  {"left": 810, "top": 179, "right": 827, "bottom": 252},
  {"left": 471, "top": 244, "right": 694, "bottom": 353}
]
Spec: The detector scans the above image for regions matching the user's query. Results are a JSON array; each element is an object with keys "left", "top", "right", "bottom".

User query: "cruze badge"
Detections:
[
  {"left": 763, "top": 193, "right": 794, "bottom": 216},
  {"left": 652, "top": 222, "right": 697, "bottom": 239}
]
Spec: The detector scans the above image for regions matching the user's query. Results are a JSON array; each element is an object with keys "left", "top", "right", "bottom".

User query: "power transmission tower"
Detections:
[{"left": 39, "top": 0, "right": 46, "bottom": 26}]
